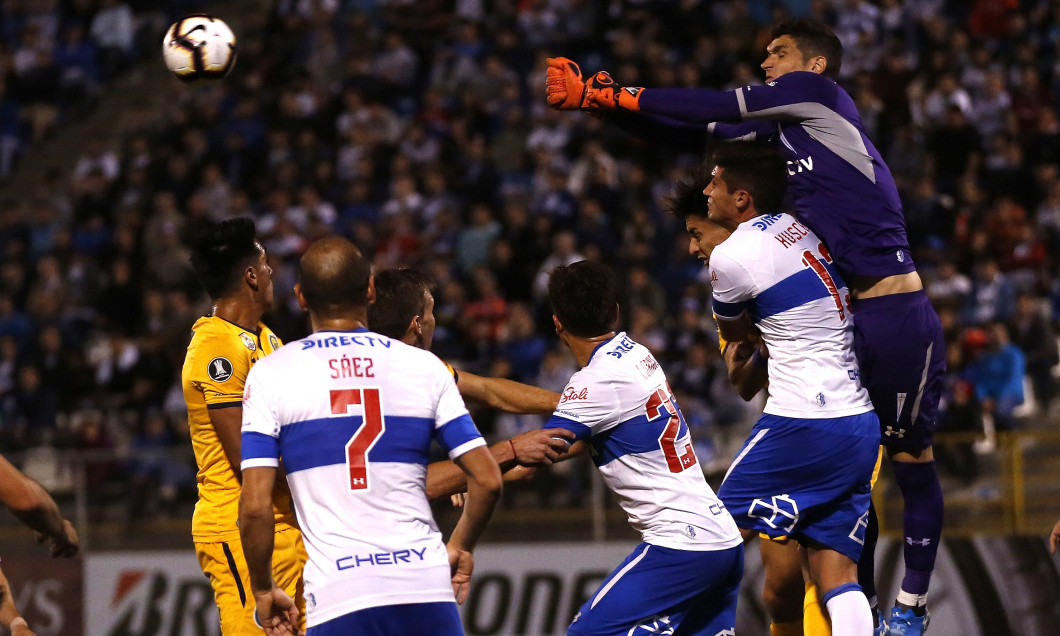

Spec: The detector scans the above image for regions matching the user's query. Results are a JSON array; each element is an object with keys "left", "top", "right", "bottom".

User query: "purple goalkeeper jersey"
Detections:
[{"left": 636, "top": 71, "right": 914, "bottom": 280}]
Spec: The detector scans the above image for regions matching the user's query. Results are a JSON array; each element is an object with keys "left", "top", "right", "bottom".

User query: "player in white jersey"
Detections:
[
  {"left": 707, "top": 143, "right": 879, "bottom": 636},
  {"left": 239, "top": 238, "right": 502, "bottom": 636},
  {"left": 539, "top": 261, "right": 744, "bottom": 636}
]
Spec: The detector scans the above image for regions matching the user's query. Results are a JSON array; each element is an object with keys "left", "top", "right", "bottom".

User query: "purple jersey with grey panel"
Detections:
[{"left": 639, "top": 71, "right": 913, "bottom": 279}]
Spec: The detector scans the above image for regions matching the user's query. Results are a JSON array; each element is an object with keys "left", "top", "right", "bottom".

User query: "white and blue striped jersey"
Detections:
[
  {"left": 544, "top": 333, "right": 742, "bottom": 551},
  {"left": 710, "top": 212, "right": 872, "bottom": 419},
  {"left": 240, "top": 328, "right": 485, "bottom": 627}
]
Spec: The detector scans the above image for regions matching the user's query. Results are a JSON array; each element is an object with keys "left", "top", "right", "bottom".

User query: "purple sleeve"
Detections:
[{"left": 636, "top": 72, "right": 837, "bottom": 125}]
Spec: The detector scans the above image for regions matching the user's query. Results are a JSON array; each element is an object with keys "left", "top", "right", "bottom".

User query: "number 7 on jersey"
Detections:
[{"left": 330, "top": 388, "right": 385, "bottom": 491}]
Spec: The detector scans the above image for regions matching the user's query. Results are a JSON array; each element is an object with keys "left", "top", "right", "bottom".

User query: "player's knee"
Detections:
[{"left": 762, "top": 566, "right": 805, "bottom": 618}]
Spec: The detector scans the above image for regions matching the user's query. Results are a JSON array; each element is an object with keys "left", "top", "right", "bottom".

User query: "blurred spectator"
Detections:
[
  {"left": 935, "top": 379, "right": 983, "bottom": 486},
  {"left": 965, "top": 322, "right": 1026, "bottom": 430},
  {"left": 88, "top": 0, "right": 133, "bottom": 79},
  {"left": 966, "top": 259, "right": 1017, "bottom": 325},
  {"left": 1010, "top": 294, "right": 1059, "bottom": 413}
]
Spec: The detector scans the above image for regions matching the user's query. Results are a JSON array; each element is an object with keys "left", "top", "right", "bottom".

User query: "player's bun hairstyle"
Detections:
[
  {"left": 368, "top": 268, "right": 434, "bottom": 340},
  {"left": 666, "top": 163, "right": 712, "bottom": 220},
  {"left": 298, "top": 237, "right": 372, "bottom": 316},
  {"left": 184, "top": 217, "right": 260, "bottom": 300},
  {"left": 548, "top": 261, "right": 619, "bottom": 339},
  {"left": 709, "top": 142, "right": 789, "bottom": 215},
  {"left": 771, "top": 19, "right": 842, "bottom": 79}
]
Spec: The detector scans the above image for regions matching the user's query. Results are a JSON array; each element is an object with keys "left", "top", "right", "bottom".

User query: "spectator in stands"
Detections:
[
  {"left": 1010, "top": 293, "right": 1059, "bottom": 413},
  {"left": 965, "top": 322, "right": 1026, "bottom": 430}
]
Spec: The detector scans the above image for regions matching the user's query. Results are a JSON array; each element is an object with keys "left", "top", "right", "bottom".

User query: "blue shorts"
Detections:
[
  {"left": 307, "top": 602, "right": 462, "bottom": 636},
  {"left": 852, "top": 290, "right": 946, "bottom": 453},
  {"left": 718, "top": 413, "right": 879, "bottom": 562},
  {"left": 566, "top": 542, "right": 743, "bottom": 636}
]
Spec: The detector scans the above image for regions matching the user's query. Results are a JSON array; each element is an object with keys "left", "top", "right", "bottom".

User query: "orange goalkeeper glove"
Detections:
[
  {"left": 546, "top": 57, "right": 588, "bottom": 110},
  {"left": 584, "top": 71, "right": 643, "bottom": 111}
]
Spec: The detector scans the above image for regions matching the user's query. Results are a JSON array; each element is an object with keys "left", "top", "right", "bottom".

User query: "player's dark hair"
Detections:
[
  {"left": 666, "top": 163, "right": 712, "bottom": 220},
  {"left": 298, "top": 237, "right": 373, "bottom": 316},
  {"left": 771, "top": 19, "right": 842, "bottom": 79},
  {"left": 368, "top": 268, "right": 434, "bottom": 340},
  {"left": 184, "top": 217, "right": 261, "bottom": 300},
  {"left": 709, "top": 142, "right": 789, "bottom": 215},
  {"left": 548, "top": 261, "right": 619, "bottom": 338}
]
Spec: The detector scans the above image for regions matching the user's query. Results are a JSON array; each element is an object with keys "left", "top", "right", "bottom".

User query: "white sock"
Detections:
[
  {"left": 825, "top": 585, "right": 874, "bottom": 636},
  {"left": 896, "top": 590, "right": 918, "bottom": 607}
]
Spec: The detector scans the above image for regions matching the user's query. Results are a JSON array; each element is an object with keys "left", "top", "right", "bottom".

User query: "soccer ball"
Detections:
[{"left": 162, "top": 15, "right": 236, "bottom": 82}]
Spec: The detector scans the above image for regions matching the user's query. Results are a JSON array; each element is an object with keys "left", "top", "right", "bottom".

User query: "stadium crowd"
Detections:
[{"left": 1, "top": 0, "right": 1059, "bottom": 520}]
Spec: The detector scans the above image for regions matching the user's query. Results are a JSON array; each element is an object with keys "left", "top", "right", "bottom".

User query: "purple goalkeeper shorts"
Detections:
[{"left": 851, "top": 290, "right": 946, "bottom": 453}]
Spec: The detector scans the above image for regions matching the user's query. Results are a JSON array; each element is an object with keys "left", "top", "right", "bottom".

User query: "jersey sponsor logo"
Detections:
[
  {"left": 336, "top": 546, "right": 429, "bottom": 570},
  {"left": 207, "top": 357, "right": 233, "bottom": 382},
  {"left": 239, "top": 332, "right": 257, "bottom": 351},
  {"left": 751, "top": 214, "right": 782, "bottom": 231},
  {"left": 905, "top": 537, "right": 932, "bottom": 547},
  {"left": 606, "top": 336, "right": 636, "bottom": 359},
  {"left": 301, "top": 334, "right": 392, "bottom": 349},
  {"left": 561, "top": 387, "right": 589, "bottom": 403},
  {"left": 749, "top": 494, "right": 799, "bottom": 533},
  {"left": 623, "top": 86, "right": 641, "bottom": 97},
  {"left": 628, "top": 614, "right": 674, "bottom": 635},
  {"left": 268, "top": 334, "right": 280, "bottom": 350},
  {"left": 786, "top": 156, "right": 814, "bottom": 175}
]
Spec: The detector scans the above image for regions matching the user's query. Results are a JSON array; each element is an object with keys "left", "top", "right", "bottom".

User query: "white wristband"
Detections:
[{"left": 10, "top": 617, "right": 27, "bottom": 630}]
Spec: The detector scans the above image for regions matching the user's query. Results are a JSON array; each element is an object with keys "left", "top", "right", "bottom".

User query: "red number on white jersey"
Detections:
[
  {"left": 801, "top": 243, "right": 847, "bottom": 320},
  {"left": 330, "top": 388, "right": 384, "bottom": 491},
  {"left": 645, "top": 387, "right": 696, "bottom": 473}
]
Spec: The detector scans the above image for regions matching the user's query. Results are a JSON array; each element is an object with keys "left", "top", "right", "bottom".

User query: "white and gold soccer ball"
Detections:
[{"left": 162, "top": 15, "right": 236, "bottom": 82}]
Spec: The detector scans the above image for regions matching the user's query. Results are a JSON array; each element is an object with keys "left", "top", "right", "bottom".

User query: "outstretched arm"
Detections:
[
  {"left": 425, "top": 428, "right": 575, "bottom": 500},
  {"left": 458, "top": 371, "right": 560, "bottom": 415},
  {"left": 0, "top": 454, "right": 78, "bottom": 557}
]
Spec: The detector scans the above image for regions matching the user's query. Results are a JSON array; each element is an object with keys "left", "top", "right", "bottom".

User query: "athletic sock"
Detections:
[
  {"left": 857, "top": 501, "right": 879, "bottom": 601},
  {"left": 823, "top": 583, "right": 872, "bottom": 636},
  {"left": 804, "top": 581, "right": 832, "bottom": 636},
  {"left": 892, "top": 460, "right": 943, "bottom": 597}
]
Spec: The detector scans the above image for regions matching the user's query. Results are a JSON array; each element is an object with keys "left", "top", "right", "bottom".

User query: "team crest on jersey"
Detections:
[
  {"left": 239, "top": 332, "right": 257, "bottom": 351},
  {"left": 268, "top": 334, "right": 280, "bottom": 351},
  {"left": 208, "top": 357, "right": 233, "bottom": 382}
]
